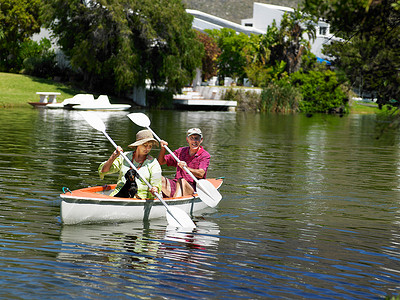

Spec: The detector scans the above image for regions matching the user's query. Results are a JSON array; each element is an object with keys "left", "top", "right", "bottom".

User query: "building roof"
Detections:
[{"left": 187, "top": 9, "right": 265, "bottom": 35}]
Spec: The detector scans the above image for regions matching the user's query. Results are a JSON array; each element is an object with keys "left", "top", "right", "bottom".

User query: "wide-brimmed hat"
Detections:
[
  {"left": 128, "top": 129, "right": 159, "bottom": 148},
  {"left": 187, "top": 128, "right": 202, "bottom": 138}
]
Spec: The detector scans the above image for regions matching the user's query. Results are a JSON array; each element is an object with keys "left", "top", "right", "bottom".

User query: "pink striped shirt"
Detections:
[{"left": 165, "top": 146, "right": 210, "bottom": 184}]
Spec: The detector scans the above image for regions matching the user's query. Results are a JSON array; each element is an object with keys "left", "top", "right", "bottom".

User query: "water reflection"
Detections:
[{"left": 58, "top": 219, "right": 220, "bottom": 273}]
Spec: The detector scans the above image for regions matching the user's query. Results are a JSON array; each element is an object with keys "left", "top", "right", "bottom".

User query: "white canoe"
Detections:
[
  {"left": 60, "top": 178, "right": 223, "bottom": 225},
  {"left": 47, "top": 94, "right": 131, "bottom": 111},
  {"left": 72, "top": 104, "right": 131, "bottom": 111}
]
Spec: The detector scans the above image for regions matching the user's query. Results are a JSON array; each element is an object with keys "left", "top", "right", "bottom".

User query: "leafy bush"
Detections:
[
  {"left": 245, "top": 60, "right": 287, "bottom": 87},
  {"left": 21, "top": 38, "right": 60, "bottom": 79},
  {"left": 291, "top": 69, "right": 349, "bottom": 113},
  {"left": 222, "top": 88, "right": 261, "bottom": 111},
  {"left": 260, "top": 80, "right": 301, "bottom": 112}
]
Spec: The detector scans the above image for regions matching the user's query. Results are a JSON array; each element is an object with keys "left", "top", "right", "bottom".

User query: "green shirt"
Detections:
[{"left": 98, "top": 151, "right": 162, "bottom": 199}]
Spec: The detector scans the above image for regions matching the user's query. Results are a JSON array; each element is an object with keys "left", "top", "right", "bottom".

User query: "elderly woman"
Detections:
[{"left": 98, "top": 129, "right": 162, "bottom": 199}]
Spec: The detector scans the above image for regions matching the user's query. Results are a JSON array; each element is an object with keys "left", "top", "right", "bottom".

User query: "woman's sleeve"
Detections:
[
  {"left": 98, "top": 156, "right": 122, "bottom": 180},
  {"left": 150, "top": 160, "right": 163, "bottom": 194}
]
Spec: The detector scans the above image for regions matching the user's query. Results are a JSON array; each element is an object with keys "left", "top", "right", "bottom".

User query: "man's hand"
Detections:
[{"left": 178, "top": 161, "right": 187, "bottom": 169}]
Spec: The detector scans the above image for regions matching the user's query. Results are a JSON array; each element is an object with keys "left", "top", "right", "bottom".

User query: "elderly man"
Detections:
[{"left": 157, "top": 128, "right": 210, "bottom": 197}]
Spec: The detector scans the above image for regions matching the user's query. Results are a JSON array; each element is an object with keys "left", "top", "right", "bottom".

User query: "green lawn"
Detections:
[
  {"left": 0, "top": 72, "right": 85, "bottom": 108},
  {"left": 349, "top": 101, "right": 381, "bottom": 114}
]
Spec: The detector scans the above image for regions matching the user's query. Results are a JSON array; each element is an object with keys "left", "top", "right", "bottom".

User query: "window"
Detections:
[{"left": 319, "top": 26, "right": 328, "bottom": 36}]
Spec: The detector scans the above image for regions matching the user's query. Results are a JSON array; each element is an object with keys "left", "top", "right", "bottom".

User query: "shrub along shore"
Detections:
[
  {"left": 221, "top": 86, "right": 381, "bottom": 114},
  {"left": 0, "top": 72, "right": 380, "bottom": 114}
]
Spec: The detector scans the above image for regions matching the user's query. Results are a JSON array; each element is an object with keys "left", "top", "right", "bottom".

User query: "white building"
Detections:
[
  {"left": 187, "top": 2, "right": 337, "bottom": 59},
  {"left": 187, "top": 9, "right": 265, "bottom": 35},
  {"left": 241, "top": 3, "right": 334, "bottom": 59}
]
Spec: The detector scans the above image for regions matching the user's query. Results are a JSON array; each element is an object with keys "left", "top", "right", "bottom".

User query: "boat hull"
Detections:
[
  {"left": 60, "top": 178, "right": 223, "bottom": 225},
  {"left": 46, "top": 94, "right": 131, "bottom": 111},
  {"left": 72, "top": 105, "right": 131, "bottom": 111},
  {"left": 28, "top": 102, "right": 50, "bottom": 108}
]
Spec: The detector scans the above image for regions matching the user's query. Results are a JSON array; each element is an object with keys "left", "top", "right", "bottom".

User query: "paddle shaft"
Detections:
[{"left": 101, "top": 130, "right": 183, "bottom": 226}]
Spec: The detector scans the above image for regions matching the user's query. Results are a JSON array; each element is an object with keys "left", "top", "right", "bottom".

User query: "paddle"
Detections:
[
  {"left": 127, "top": 113, "right": 222, "bottom": 208},
  {"left": 79, "top": 112, "right": 196, "bottom": 229}
]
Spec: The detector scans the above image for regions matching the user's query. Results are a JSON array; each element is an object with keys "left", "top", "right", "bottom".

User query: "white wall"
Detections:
[{"left": 252, "top": 3, "right": 293, "bottom": 31}]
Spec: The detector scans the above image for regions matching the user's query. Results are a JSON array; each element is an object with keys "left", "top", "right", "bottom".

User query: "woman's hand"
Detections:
[
  {"left": 149, "top": 186, "right": 158, "bottom": 195},
  {"left": 101, "top": 146, "right": 123, "bottom": 173},
  {"left": 159, "top": 140, "right": 168, "bottom": 148},
  {"left": 111, "top": 146, "right": 123, "bottom": 159}
]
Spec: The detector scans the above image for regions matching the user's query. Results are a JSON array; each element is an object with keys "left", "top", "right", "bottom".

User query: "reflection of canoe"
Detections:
[
  {"left": 58, "top": 220, "right": 220, "bottom": 268},
  {"left": 60, "top": 178, "right": 223, "bottom": 225}
]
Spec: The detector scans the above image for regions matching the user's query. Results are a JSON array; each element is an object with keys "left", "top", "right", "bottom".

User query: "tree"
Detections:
[
  {"left": 195, "top": 31, "right": 220, "bottom": 82},
  {"left": 205, "top": 28, "right": 250, "bottom": 83},
  {"left": 291, "top": 69, "right": 348, "bottom": 113},
  {"left": 243, "top": 24, "right": 287, "bottom": 87},
  {"left": 0, "top": 0, "right": 42, "bottom": 72},
  {"left": 205, "top": 8, "right": 316, "bottom": 87},
  {"left": 269, "top": 9, "right": 317, "bottom": 74},
  {"left": 303, "top": 0, "right": 400, "bottom": 106},
  {"left": 41, "top": 0, "right": 203, "bottom": 94}
]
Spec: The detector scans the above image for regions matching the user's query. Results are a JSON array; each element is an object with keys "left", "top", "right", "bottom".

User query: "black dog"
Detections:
[{"left": 114, "top": 169, "right": 138, "bottom": 198}]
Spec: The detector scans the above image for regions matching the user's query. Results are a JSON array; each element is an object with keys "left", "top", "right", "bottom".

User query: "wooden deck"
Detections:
[
  {"left": 173, "top": 90, "right": 237, "bottom": 111},
  {"left": 173, "top": 98, "right": 237, "bottom": 111}
]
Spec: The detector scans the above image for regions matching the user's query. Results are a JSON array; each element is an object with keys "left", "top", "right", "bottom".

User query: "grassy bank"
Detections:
[
  {"left": 350, "top": 101, "right": 381, "bottom": 114},
  {"left": 0, "top": 72, "right": 86, "bottom": 108}
]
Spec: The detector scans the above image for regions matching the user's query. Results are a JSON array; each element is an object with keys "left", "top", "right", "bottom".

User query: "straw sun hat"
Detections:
[{"left": 128, "top": 129, "right": 159, "bottom": 148}]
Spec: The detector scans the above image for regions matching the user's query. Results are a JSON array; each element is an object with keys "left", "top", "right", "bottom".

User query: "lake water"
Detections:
[{"left": 1, "top": 107, "right": 400, "bottom": 299}]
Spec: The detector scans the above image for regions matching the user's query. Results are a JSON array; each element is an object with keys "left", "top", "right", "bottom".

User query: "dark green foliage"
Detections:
[
  {"left": 205, "top": 28, "right": 249, "bottom": 83},
  {"left": 147, "top": 89, "right": 174, "bottom": 109},
  {"left": 260, "top": 80, "right": 301, "bottom": 112},
  {"left": 268, "top": 10, "right": 316, "bottom": 74},
  {"left": 0, "top": 0, "right": 42, "bottom": 72},
  {"left": 324, "top": 34, "right": 400, "bottom": 108},
  {"left": 291, "top": 69, "right": 349, "bottom": 113},
  {"left": 21, "top": 38, "right": 60, "bottom": 79},
  {"left": 41, "top": 0, "right": 203, "bottom": 94},
  {"left": 303, "top": 0, "right": 400, "bottom": 107}
]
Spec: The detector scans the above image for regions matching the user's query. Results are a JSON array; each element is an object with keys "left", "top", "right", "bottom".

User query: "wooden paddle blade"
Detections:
[
  {"left": 196, "top": 179, "right": 222, "bottom": 208},
  {"left": 166, "top": 207, "right": 196, "bottom": 229},
  {"left": 127, "top": 113, "right": 151, "bottom": 128},
  {"left": 80, "top": 112, "right": 106, "bottom": 132}
]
